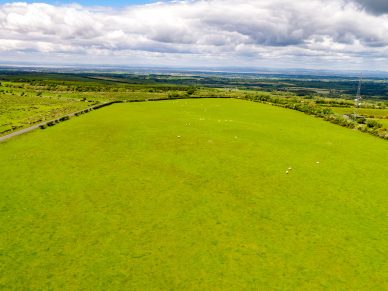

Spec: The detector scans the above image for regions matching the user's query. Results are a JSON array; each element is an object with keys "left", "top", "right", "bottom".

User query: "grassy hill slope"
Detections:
[{"left": 1, "top": 99, "right": 387, "bottom": 289}]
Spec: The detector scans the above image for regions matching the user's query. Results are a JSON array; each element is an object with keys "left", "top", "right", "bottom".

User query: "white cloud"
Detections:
[{"left": 0, "top": 0, "right": 387, "bottom": 69}]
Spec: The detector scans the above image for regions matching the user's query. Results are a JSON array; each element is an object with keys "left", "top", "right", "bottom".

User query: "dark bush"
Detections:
[
  {"left": 59, "top": 116, "right": 70, "bottom": 122},
  {"left": 366, "top": 120, "right": 382, "bottom": 129}
]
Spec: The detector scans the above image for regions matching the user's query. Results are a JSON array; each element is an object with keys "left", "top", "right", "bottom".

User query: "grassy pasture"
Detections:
[
  {"left": 374, "top": 118, "right": 388, "bottom": 127},
  {"left": 0, "top": 99, "right": 387, "bottom": 290},
  {"left": 331, "top": 107, "right": 388, "bottom": 118}
]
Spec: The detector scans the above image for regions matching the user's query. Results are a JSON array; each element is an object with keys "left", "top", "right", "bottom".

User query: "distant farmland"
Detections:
[{"left": 1, "top": 99, "right": 387, "bottom": 289}]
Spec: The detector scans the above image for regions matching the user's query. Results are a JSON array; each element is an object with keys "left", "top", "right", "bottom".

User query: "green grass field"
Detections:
[
  {"left": 371, "top": 118, "right": 388, "bottom": 128},
  {"left": 331, "top": 107, "right": 388, "bottom": 118},
  {"left": 1, "top": 99, "right": 387, "bottom": 289}
]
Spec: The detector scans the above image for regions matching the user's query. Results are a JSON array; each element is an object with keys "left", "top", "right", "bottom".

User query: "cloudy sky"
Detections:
[{"left": 0, "top": 0, "right": 387, "bottom": 70}]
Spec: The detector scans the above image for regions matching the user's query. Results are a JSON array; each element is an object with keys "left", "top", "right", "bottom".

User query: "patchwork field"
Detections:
[{"left": 1, "top": 99, "right": 387, "bottom": 289}]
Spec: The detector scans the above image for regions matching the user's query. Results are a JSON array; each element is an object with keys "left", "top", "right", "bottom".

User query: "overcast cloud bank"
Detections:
[{"left": 0, "top": 0, "right": 387, "bottom": 70}]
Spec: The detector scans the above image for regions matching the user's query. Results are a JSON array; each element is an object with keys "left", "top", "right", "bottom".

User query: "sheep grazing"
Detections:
[
  {"left": 177, "top": 135, "right": 181, "bottom": 138},
  {"left": 288, "top": 167, "right": 292, "bottom": 170},
  {"left": 286, "top": 171, "right": 289, "bottom": 174},
  {"left": 316, "top": 161, "right": 320, "bottom": 164}
]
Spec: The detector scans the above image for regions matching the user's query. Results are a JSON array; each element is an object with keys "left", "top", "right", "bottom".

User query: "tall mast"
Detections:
[{"left": 354, "top": 74, "right": 362, "bottom": 117}]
